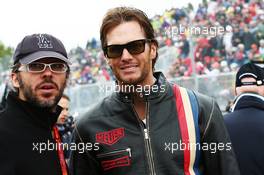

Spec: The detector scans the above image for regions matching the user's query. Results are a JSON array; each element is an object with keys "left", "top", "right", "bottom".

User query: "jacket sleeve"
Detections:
[
  {"left": 69, "top": 126, "right": 101, "bottom": 175},
  {"left": 195, "top": 92, "right": 241, "bottom": 175}
]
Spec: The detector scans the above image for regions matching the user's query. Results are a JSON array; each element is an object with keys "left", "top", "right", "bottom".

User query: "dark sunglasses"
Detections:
[{"left": 103, "top": 39, "right": 153, "bottom": 58}]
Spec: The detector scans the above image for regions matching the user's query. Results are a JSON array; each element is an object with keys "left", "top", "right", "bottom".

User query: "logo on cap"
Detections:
[{"left": 37, "top": 34, "right": 53, "bottom": 49}]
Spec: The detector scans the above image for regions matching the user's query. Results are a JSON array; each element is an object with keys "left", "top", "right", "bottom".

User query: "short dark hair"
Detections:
[
  {"left": 100, "top": 7, "right": 159, "bottom": 69},
  {"left": 11, "top": 62, "right": 21, "bottom": 73}
]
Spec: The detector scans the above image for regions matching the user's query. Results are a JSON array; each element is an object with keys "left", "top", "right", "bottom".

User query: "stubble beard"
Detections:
[
  {"left": 17, "top": 75, "right": 66, "bottom": 109},
  {"left": 116, "top": 59, "right": 151, "bottom": 86}
]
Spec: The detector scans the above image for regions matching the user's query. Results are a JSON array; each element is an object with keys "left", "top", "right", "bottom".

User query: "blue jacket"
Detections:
[{"left": 224, "top": 93, "right": 264, "bottom": 175}]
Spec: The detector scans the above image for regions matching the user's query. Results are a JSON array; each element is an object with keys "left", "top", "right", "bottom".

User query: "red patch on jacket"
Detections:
[
  {"left": 101, "top": 155, "right": 131, "bottom": 171},
  {"left": 96, "top": 128, "right": 125, "bottom": 145}
]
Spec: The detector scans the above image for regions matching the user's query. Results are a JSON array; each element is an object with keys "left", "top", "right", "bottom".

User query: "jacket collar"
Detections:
[
  {"left": 232, "top": 93, "right": 264, "bottom": 112},
  {"left": 7, "top": 92, "right": 62, "bottom": 129},
  {"left": 115, "top": 71, "right": 169, "bottom": 103}
]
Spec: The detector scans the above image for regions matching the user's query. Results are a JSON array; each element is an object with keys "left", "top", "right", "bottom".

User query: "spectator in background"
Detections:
[
  {"left": 57, "top": 94, "right": 70, "bottom": 124},
  {"left": 167, "top": 58, "right": 184, "bottom": 78},
  {"left": 225, "top": 47, "right": 236, "bottom": 66},
  {"left": 224, "top": 63, "right": 264, "bottom": 175},
  {"left": 232, "top": 27, "right": 243, "bottom": 47},
  {"left": 178, "top": 34, "right": 190, "bottom": 59},
  {"left": 247, "top": 43, "right": 260, "bottom": 61},
  {"left": 242, "top": 26, "right": 257, "bottom": 52},
  {"left": 235, "top": 44, "right": 247, "bottom": 66},
  {"left": 223, "top": 25, "right": 233, "bottom": 52},
  {"left": 57, "top": 94, "right": 74, "bottom": 160}
]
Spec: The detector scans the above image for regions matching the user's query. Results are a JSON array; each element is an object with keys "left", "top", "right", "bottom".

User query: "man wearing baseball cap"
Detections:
[
  {"left": 0, "top": 34, "right": 70, "bottom": 175},
  {"left": 235, "top": 62, "right": 264, "bottom": 96},
  {"left": 224, "top": 63, "right": 264, "bottom": 175}
]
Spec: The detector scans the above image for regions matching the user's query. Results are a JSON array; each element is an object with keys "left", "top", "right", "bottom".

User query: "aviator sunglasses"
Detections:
[{"left": 103, "top": 39, "right": 154, "bottom": 58}]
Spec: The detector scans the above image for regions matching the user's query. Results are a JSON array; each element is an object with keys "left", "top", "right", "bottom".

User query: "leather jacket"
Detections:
[{"left": 70, "top": 72, "right": 240, "bottom": 175}]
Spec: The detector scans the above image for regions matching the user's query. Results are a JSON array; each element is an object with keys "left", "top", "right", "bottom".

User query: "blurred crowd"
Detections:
[
  {"left": 0, "top": 0, "right": 260, "bottom": 86},
  {"left": 154, "top": 0, "right": 264, "bottom": 78},
  {"left": 67, "top": 39, "right": 113, "bottom": 85},
  {"left": 67, "top": 0, "right": 264, "bottom": 84}
]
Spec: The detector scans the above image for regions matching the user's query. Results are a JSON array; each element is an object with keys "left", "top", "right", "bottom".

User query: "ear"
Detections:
[
  {"left": 11, "top": 73, "right": 20, "bottom": 88},
  {"left": 149, "top": 43, "right": 157, "bottom": 60}
]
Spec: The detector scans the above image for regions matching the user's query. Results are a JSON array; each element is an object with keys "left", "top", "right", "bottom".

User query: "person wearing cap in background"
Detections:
[
  {"left": 0, "top": 34, "right": 70, "bottom": 175},
  {"left": 224, "top": 63, "right": 264, "bottom": 175}
]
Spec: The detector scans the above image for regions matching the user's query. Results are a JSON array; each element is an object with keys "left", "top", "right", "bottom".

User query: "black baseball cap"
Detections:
[
  {"left": 12, "top": 34, "right": 71, "bottom": 65},
  {"left": 235, "top": 63, "right": 264, "bottom": 87}
]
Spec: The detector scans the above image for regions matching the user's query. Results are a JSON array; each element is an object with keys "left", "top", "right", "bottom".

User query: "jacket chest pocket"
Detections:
[{"left": 96, "top": 148, "right": 132, "bottom": 171}]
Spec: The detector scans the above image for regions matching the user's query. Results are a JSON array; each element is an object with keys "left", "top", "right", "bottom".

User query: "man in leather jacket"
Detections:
[
  {"left": 0, "top": 34, "right": 71, "bottom": 175},
  {"left": 224, "top": 63, "right": 264, "bottom": 175},
  {"left": 70, "top": 7, "right": 240, "bottom": 175}
]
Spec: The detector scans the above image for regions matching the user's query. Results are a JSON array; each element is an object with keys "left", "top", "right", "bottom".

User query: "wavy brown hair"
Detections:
[{"left": 100, "top": 7, "right": 159, "bottom": 70}]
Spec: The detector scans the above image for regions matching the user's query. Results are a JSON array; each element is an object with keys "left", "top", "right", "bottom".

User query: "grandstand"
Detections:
[
  {"left": 64, "top": 0, "right": 264, "bottom": 116},
  {"left": 0, "top": 0, "right": 263, "bottom": 116},
  {"left": 67, "top": 0, "right": 263, "bottom": 86}
]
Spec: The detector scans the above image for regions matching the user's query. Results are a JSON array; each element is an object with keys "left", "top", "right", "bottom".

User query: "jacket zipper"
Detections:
[
  {"left": 132, "top": 101, "right": 156, "bottom": 175},
  {"left": 96, "top": 148, "right": 132, "bottom": 158}
]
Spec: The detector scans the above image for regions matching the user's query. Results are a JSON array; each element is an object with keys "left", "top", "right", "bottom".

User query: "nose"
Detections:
[
  {"left": 120, "top": 48, "right": 133, "bottom": 62},
  {"left": 41, "top": 65, "right": 53, "bottom": 77}
]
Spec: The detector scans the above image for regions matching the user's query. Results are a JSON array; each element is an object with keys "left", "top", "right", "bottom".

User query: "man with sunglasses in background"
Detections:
[
  {"left": 224, "top": 63, "right": 264, "bottom": 175},
  {"left": 0, "top": 34, "right": 70, "bottom": 175},
  {"left": 70, "top": 7, "right": 240, "bottom": 175}
]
